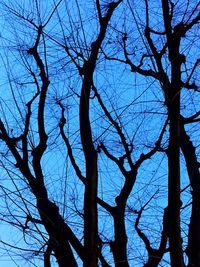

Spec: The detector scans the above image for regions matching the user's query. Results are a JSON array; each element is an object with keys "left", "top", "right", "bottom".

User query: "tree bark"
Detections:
[
  {"left": 37, "top": 198, "right": 78, "bottom": 267},
  {"left": 111, "top": 207, "right": 129, "bottom": 267},
  {"left": 167, "top": 36, "right": 184, "bottom": 267},
  {"left": 79, "top": 3, "right": 123, "bottom": 265},
  {"left": 168, "top": 92, "right": 184, "bottom": 267},
  {"left": 180, "top": 124, "right": 200, "bottom": 267},
  {"left": 111, "top": 174, "right": 136, "bottom": 267},
  {"left": 80, "top": 69, "right": 98, "bottom": 267},
  {"left": 161, "top": 1, "right": 185, "bottom": 265}
]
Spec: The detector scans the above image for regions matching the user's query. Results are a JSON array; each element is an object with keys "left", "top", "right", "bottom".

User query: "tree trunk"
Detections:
[
  {"left": 180, "top": 124, "right": 200, "bottom": 267},
  {"left": 161, "top": 2, "right": 185, "bottom": 263},
  {"left": 111, "top": 175, "right": 135, "bottom": 267},
  {"left": 80, "top": 74, "right": 98, "bottom": 267},
  {"left": 167, "top": 42, "right": 184, "bottom": 266},
  {"left": 37, "top": 197, "right": 79, "bottom": 267},
  {"left": 111, "top": 208, "right": 129, "bottom": 267},
  {"left": 168, "top": 89, "right": 184, "bottom": 266}
]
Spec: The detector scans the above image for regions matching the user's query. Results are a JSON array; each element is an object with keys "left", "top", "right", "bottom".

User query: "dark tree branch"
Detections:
[
  {"left": 79, "top": 2, "right": 123, "bottom": 266},
  {"left": 98, "top": 236, "right": 112, "bottom": 267},
  {"left": 0, "top": 120, "right": 36, "bottom": 189},
  {"left": 97, "top": 197, "right": 114, "bottom": 214},
  {"left": 58, "top": 101, "right": 86, "bottom": 184},
  {"left": 122, "top": 35, "right": 160, "bottom": 79},
  {"left": 182, "top": 10, "right": 200, "bottom": 35},
  {"left": 23, "top": 79, "right": 40, "bottom": 163},
  {"left": 181, "top": 112, "right": 200, "bottom": 124},
  {"left": 180, "top": 123, "right": 200, "bottom": 266},
  {"left": 44, "top": 239, "right": 53, "bottom": 267},
  {"left": 181, "top": 59, "right": 200, "bottom": 91},
  {"left": 99, "top": 142, "right": 128, "bottom": 178},
  {"left": 93, "top": 84, "right": 134, "bottom": 169},
  {"left": 135, "top": 119, "right": 168, "bottom": 168},
  {"left": 28, "top": 27, "right": 50, "bottom": 186},
  {"left": 135, "top": 192, "right": 158, "bottom": 253},
  {"left": 135, "top": 193, "right": 168, "bottom": 267},
  {"left": 96, "top": 0, "right": 102, "bottom": 23}
]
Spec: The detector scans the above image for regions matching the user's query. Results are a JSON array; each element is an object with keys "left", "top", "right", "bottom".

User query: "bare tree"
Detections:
[
  {"left": 108, "top": 0, "right": 199, "bottom": 266},
  {"left": 0, "top": 1, "right": 199, "bottom": 267}
]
